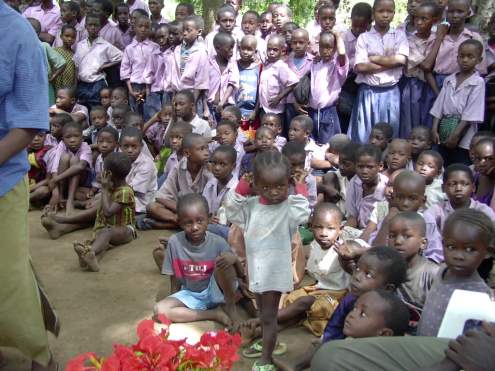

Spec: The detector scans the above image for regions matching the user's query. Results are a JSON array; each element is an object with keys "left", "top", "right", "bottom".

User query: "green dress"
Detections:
[{"left": 53, "top": 47, "right": 77, "bottom": 92}]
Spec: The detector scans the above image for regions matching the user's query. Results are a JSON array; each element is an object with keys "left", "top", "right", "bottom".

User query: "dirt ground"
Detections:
[{"left": 1, "top": 210, "right": 316, "bottom": 371}]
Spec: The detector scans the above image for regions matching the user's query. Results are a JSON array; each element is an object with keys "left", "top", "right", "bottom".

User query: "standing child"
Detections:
[
  {"left": 430, "top": 39, "right": 485, "bottom": 166},
  {"left": 174, "top": 2, "right": 194, "bottom": 21},
  {"left": 53, "top": 24, "right": 78, "bottom": 92},
  {"left": 309, "top": 4, "right": 337, "bottom": 55},
  {"left": 91, "top": 0, "right": 125, "bottom": 50},
  {"left": 73, "top": 152, "right": 137, "bottom": 272},
  {"left": 272, "top": 4, "right": 292, "bottom": 35},
  {"left": 149, "top": 0, "right": 167, "bottom": 25},
  {"left": 309, "top": 31, "right": 348, "bottom": 144},
  {"left": 205, "top": 5, "right": 238, "bottom": 57},
  {"left": 417, "top": 209, "right": 493, "bottom": 336},
  {"left": 348, "top": 0, "right": 409, "bottom": 143},
  {"left": 115, "top": 3, "right": 132, "bottom": 47},
  {"left": 225, "top": 151, "right": 310, "bottom": 371},
  {"left": 53, "top": 1, "right": 87, "bottom": 50},
  {"left": 120, "top": 16, "right": 158, "bottom": 114},
  {"left": 241, "top": 11, "right": 266, "bottom": 61},
  {"left": 260, "top": 11, "right": 273, "bottom": 39}
]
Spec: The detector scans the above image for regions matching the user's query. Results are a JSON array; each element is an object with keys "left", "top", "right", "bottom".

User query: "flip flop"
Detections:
[
  {"left": 242, "top": 339, "right": 287, "bottom": 358},
  {"left": 251, "top": 361, "right": 277, "bottom": 371}
]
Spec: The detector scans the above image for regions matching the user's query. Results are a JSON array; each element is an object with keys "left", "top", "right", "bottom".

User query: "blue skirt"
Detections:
[
  {"left": 309, "top": 105, "right": 341, "bottom": 145},
  {"left": 348, "top": 84, "right": 400, "bottom": 143},
  {"left": 435, "top": 74, "right": 449, "bottom": 90},
  {"left": 399, "top": 77, "right": 437, "bottom": 137}
]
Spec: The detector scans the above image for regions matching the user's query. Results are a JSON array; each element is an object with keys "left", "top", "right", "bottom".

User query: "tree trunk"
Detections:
[{"left": 202, "top": 0, "right": 224, "bottom": 33}]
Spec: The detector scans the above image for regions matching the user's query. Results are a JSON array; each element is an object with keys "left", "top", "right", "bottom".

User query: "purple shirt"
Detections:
[
  {"left": 126, "top": 150, "right": 157, "bottom": 213},
  {"left": 128, "top": 0, "right": 149, "bottom": 14},
  {"left": 345, "top": 173, "right": 388, "bottom": 229},
  {"left": 92, "top": 153, "right": 104, "bottom": 189},
  {"left": 53, "top": 20, "right": 87, "bottom": 51},
  {"left": 430, "top": 71, "right": 485, "bottom": 150},
  {"left": 144, "top": 48, "right": 171, "bottom": 92},
  {"left": 342, "top": 29, "right": 358, "bottom": 69},
  {"left": 202, "top": 176, "right": 239, "bottom": 215},
  {"left": 44, "top": 133, "right": 58, "bottom": 147},
  {"left": 258, "top": 59, "right": 299, "bottom": 114},
  {"left": 162, "top": 151, "right": 180, "bottom": 180},
  {"left": 48, "top": 140, "right": 92, "bottom": 173},
  {"left": 355, "top": 26, "right": 409, "bottom": 87},
  {"left": 285, "top": 53, "right": 313, "bottom": 103},
  {"left": 406, "top": 32, "right": 436, "bottom": 80},
  {"left": 207, "top": 56, "right": 240, "bottom": 104},
  {"left": 121, "top": 38, "right": 159, "bottom": 84},
  {"left": 23, "top": 4, "right": 62, "bottom": 36},
  {"left": 274, "top": 135, "right": 287, "bottom": 151},
  {"left": 310, "top": 55, "right": 349, "bottom": 109},
  {"left": 145, "top": 122, "right": 166, "bottom": 151},
  {"left": 170, "top": 40, "right": 209, "bottom": 92},
  {"left": 73, "top": 37, "right": 123, "bottom": 83},
  {"left": 322, "top": 293, "right": 357, "bottom": 343},
  {"left": 99, "top": 21, "right": 124, "bottom": 50}
]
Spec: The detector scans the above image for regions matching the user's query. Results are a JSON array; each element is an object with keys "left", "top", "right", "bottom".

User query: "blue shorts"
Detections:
[{"left": 170, "top": 276, "right": 225, "bottom": 310}]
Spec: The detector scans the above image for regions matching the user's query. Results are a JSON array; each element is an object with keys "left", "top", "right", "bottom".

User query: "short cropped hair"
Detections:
[
  {"left": 373, "top": 122, "right": 394, "bottom": 140},
  {"left": 177, "top": 193, "right": 209, "bottom": 217},
  {"left": 97, "top": 126, "right": 119, "bottom": 142},
  {"left": 373, "top": 289, "right": 410, "bottom": 336},
  {"left": 292, "top": 115, "right": 313, "bottom": 132},
  {"left": 364, "top": 246, "right": 408, "bottom": 287},
  {"left": 119, "top": 126, "right": 143, "bottom": 143},
  {"left": 213, "top": 144, "right": 237, "bottom": 164},
  {"left": 443, "top": 163, "right": 474, "bottom": 183},
  {"left": 104, "top": 152, "right": 132, "bottom": 179},
  {"left": 356, "top": 144, "right": 382, "bottom": 163},
  {"left": 351, "top": 2, "right": 372, "bottom": 19}
]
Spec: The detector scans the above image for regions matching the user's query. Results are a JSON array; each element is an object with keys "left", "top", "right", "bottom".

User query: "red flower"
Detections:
[{"left": 66, "top": 353, "right": 100, "bottom": 371}]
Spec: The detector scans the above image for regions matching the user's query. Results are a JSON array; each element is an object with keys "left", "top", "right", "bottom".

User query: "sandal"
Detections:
[
  {"left": 242, "top": 339, "right": 287, "bottom": 358},
  {"left": 73, "top": 241, "right": 99, "bottom": 272},
  {"left": 251, "top": 361, "right": 277, "bottom": 371},
  {"left": 136, "top": 215, "right": 156, "bottom": 230}
]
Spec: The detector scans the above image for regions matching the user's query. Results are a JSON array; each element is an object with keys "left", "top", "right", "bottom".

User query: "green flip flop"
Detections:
[
  {"left": 242, "top": 339, "right": 287, "bottom": 358},
  {"left": 251, "top": 361, "right": 277, "bottom": 371}
]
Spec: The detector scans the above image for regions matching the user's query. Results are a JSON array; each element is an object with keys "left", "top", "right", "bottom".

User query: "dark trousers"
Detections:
[{"left": 77, "top": 79, "right": 107, "bottom": 110}]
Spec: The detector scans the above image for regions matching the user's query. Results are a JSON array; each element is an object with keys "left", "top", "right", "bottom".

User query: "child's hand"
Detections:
[
  {"left": 86, "top": 189, "right": 95, "bottom": 199},
  {"left": 432, "top": 129, "right": 440, "bottom": 144},
  {"left": 268, "top": 96, "right": 281, "bottom": 108},
  {"left": 292, "top": 168, "right": 308, "bottom": 184},
  {"left": 239, "top": 278, "right": 255, "bottom": 299},
  {"left": 100, "top": 170, "right": 113, "bottom": 190},
  {"left": 216, "top": 252, "right": 236, "bottom": 270},
  {"left": 436, "top": 23, "right": 449, "bottom": 39},
  {"left": 444, "top": 134, "right": 460, "bottom": 149},
  {"left": 293, "top": 101, "right": 308, "bottom": 115},
  {"left": 210, "top": 215, "right": 220, "bottom": 224}
]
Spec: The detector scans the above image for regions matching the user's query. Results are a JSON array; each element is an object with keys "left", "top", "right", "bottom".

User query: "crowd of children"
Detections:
[{"left": 18, "top": 0, "right": 495, "bottom": 368}]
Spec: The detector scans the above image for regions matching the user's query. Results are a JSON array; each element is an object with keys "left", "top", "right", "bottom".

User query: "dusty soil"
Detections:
[{"left": 1, "top": 211, "right": 315, "bottom": 371}]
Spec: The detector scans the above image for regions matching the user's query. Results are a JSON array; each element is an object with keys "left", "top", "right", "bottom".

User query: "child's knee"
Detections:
[
  {"left": 69, "top": 155, "right": 81, "bottom": 166},
  {"left": 153, "top": 297, "right": 174, "bottom": 316}
]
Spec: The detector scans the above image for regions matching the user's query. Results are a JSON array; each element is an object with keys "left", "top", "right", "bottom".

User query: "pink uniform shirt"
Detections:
[
  {"left": 73, "top": 37, "right": 123, "bottom": 83},
  {"left": 406, "top": 32, "right": 436, "bottom": 80},
  {"left": 99, "top": 21, "right": 125, "bottom": 50},
  {"left": 202, "top": 176, "right": 239, "bottom": 215},
  {"left": 170, "top": 41, "right": 209, "bottom": 92},
  {"left": 207, "top": 57, "right": 240, "bottom": 104},
  {"left": 341, "top": 29, "right": 358, "bottom": 69},
  {"left": 92, "top": 153, "right": 104, "bottom": 189},
  {"left": 258, "top": 59, "right": 299, "bottom": 114},
  {"left": 144, "top": 48, "right": 172, "bottom": 92},
  {"left": 23, "top": 4, "right": 62, "bottom": 36},
  {"left": 429, "top": 71, "right": 485, "bottom": 150},
  {"left": 126, "top": 150, "right": 157, "bottom": 213},
  {"left": 120, "top": 38, "right": 159, "bottom": 84},
  {"left": 204, "top": 29, "right": 241, "bottom": 57},
  {"left": 354, "top": 26, "right": 409, "bottom": 87},
  {"left": 128, "top": 0, "right": 149, "bottom": 14},
  {"left": 285, "top": 53, "right": 314, "bottom": 103},
  {"left": 48, "top": 140, "right": 92, "bottom": 173},
  {"left": 309, "top": 55, "right": 349, "bottom": 109}
]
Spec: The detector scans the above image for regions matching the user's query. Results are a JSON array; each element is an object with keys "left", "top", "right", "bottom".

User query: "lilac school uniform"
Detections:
[
  {"left": 120, "top": 39, "right": 159, "bottom": 84},
  {"left": 258, "top": 59, "right": 299, "bottom": 114},
  {"left": 170, "top": 40, "right": 209, "bottom": 93},
  {"left": 145, "top": 122, "right": 166, "bottom": 152},
  {"left": 23, "top": 4, "right": 62, "bottom": 37},
  {"left": 91, "top": 153, "right": 104, "bottom": 189},
  {"left": 202, "top": 176, "right": 239, "bottom": 215},
  {"left": 400, "top": 32, "right": 437, "bottom": 137},
  {"left": 126, "top": 150, "right": 157, "bottom": 213},
  {"left": 48, "top": 140, "right": 93, "bottom": 174},
  {"left": 342, "top": 30, "right": 359, "bottom": 70},
  {"left": 143, "top": 48, "right": 172, "bottom": 120},
  {"left": 309, "top": 55, "right": 349, "bottom": 144},
  {"left": 206, "top": 57, "right": 240, "bottom": 123},
  {"left": 345, "top": 172, "right": 388, "bottom": 229},
  {"left": 162, "top": 151, "right": 180, "bottom": 181},
  {"left": 44, "top": 134, "right": 58, "bottom": 147},
  {"left": 286, "top": 53, "right": 313, "bottom": 110},
  {"left": 99, "top": 21, "right": 124, "bottom": 50},
  {"left": 204, "top": 29, "right": 241, "bottom": 57},
  {"left": 429, "top": 71, "right": 485, "bottom": 150},
  {"left": 348, "top": 27, "right": 409, "bottom": 143},
  {"left": 128, "top": 0, "right": 149, "bottom": 14}
]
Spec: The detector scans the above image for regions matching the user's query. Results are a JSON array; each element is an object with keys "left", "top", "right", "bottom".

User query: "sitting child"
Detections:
[
  {"left": 84, "top": 106, "right": 109, "bottom": 147},
  {"left": 49, "top": 87, "right": 88, "bottom": 126},
  {"left": 239, "top": 126, "right": 276, "bottom": 176},
  {"left": 261, "top": 113, "right": 286, "bottom": 151},
  {"left": 368, "top": 122, "right": 393, "bottom": 154},
  {"left": 148, "top": 133, "right": 212, "bottom": 229},
  {"left": 168, "top": 89, "right": 211, "bottom": 137},
  {"left": 73, "top": 152, "right": 137, "bottom": 272},
  {"left": 210, "top": 120, "right": 245, "bottom": 179},
  {"left": 153, "top": 193, "right": 242, "bottom": 327},
  {"left": 143, "top": 103, "right": 173, "bottom": 156},
  {"left": 417, "top": 209, "right": 493, "bottom": 336},
  {"left": 29, "top": 132, "right": 55, "bottom": 205},
  {"left": 90, "top": 127, "right": 119, "bottom": 193},
  {"left": 160, "top": 121, "right": 193, "bottom": 181},
  {"left": 382, "top": 139, "right": 413, "bottom": 178},
  {"left": 111, "top": 104, "right": 131, "bottom": 132},
  {"left": 414, "top": 150, "right": 446, "bottom": 208},
  {"left": 288, "top": 115, "right": 325, "bottom": 172},
  {"left": 45, "top": 112, "right": 72, "bottom": 147},
  {"left": 408, "top": 126, "right": 433, "bottom": 164}
]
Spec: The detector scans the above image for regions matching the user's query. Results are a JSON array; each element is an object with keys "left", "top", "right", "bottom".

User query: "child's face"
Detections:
[
  {"left": 61, "top": 4, "right": 77, "bottom": 23},
  {"left": 287, "top": 153, "right": 306, "bottom": 175},
  {"left": 343, "top": 291, "right": 392, "bottom": 338},
  {"left": 338, "top": 154, "right": 356, "bottom": 179},
  {"left": 388, "top": 217, "right": 425, "bottom": 263},
  {"left": 169, "top": 130, "right": 184, "bottom": 152},
  {"left": 350, "top": 254, "right": 390, "bottom": 296},
  {"left": 254, "top": 168, "right": 289, "bottom": 204},
  {"left": 97, "top": 131, "right": 118, "bottom": 156},
  {"left": 85, "top": 17, "right": 101, "bottom": 39},
  {"left": 262, "top": 116, "right": 282, "bottom": 135},
  {"left": 182, "top": 20, "right": 199, "bottom": 45},
  {"left": 215, "top": 41, "right": 235, "bottom": 61},
  {"left": 30, "top": 133, "right": 46, "bottom": 151},
  {"left": 373, "top": 0, "right": 395, "bottom": 29},
  {"left": 62, "top": 127, "right": 83, "bottom": 153},
  {"left": 443, "top": 220, "right": 488, "bottom": 277},
  {"left": 218, "top": 11, "right": 236, "bottom": 33},
  {"left": 168, "top": 25, "right": 183, "bottom": 46},
  {"left": 61, "top": 28, "right": 77, "bottom": 47},
  {"left": 210, "top": 151, "right": 236, "bottom": 182},
  {"left": 255, "top": 130, "right": 275, "bottom": 151},
  {"left": 415, "top": 154, "right": 440, "bottom": 184},
  {"left": 134, "top": 18, "right": 151, "bottom": 41},
  {"left": 185, "top": 138, "right": 210, "bottom": 165},
  {"left": 148, "top": 0, "right": 163, "bottom": 16},
  {"left": 239, "top": 39, "right": 257, "bottom": 63},
  {"left": 319, "top": 7, "right": 336, "bottom": 32},
  {"left": 414, "top": 6, "right": 435, "bottom": 36},
  {"left": 55, "top": 89, "right": 75, "bottom": 110},
  {"left": 351, "top": 15, "right": 370, "bottom": 35},
  {"left": 100, "top": 89, "right": 112, "bottom": 108},
  {"left": 175, "top": 4, "right": 190, "bottom": 21},
  {"left": 319, "top": 34, "right": 336, "bottom": 62},
  {"left": 386, "top": 141, "right": 411, "bottom": 172},
  {"left": 288, "top": 121, "right": 309, "bottom": 143},
  {"left": 457, "top": 43, "right": 482, "bottom": 72},
  {"left": 111, "top": 91, "right": 128, "bottom": 108},
  {"left": 159, "top": 105, "right": 173, "bottom": 125},
  {"left": 282, "top": 23, "right": 297, "bottom": 46},
  {"left": 173, "top": 94, "right": 194, "bottom": 119},
  {"left": 260, "top": 13, "right": 273, "bottom": 34},
  {"left": 116, "top": 6, "right": 129, "bottom": 26},
  {"left": 242, "top": 14, "right": 258, "bottom": 35},
  {"left": 409, "top": 129, "right": 432, "bottom": 156},
  {"left": 221, "top": 110, "right": 240, "bottom": 124},
  {"left": 126, "top": 116, "right": 144, "bottom": 131},
  {"left": 50, "top": 118, "right": 63, "bottom": 139},
  {"left": 311, "top": 210, "right": 341, "bottom": 250},
  {"left": 112, "top": 109, "right": 126, "bottom": 130},
  {"left": 266, "top": 37, "right": 284, "bottom": 63},
  {"left": 272, "top": 7, "right": 290, "bottom": 31},
  {"left": 473, "top": 142, "right": 495, "bottom": 176},
  {"left": 216, "top": 125, "right": 237, "bottom": 146},
  {"left": 447, "top": 0, "right": 469, "bottom": 27},
  {"left": 443, "top": 170, "right": 474, "bottom": 206},
  {"left": 392, "top": 179, "right": 425, "bottom": 212},
  {"left": 355, "top": 155, "right": 381, "bottom": 185},
  {"left": 90, "top": 110, "right": 108, "bottom": 130},
  {"left": 369, "top": 129, "right": 388, "bottom": 150},
  {"left": 291, "top": 30, "right": 309, "bottom": 57},
  {"left": 121, "top": 136, "right": 142, "bottom": 162},
  {"left": 407, "top": 0, "right": 421, "bottom": 17},
  {"left": 155, "top": 27, "right": 169, "bottom": 48},
  {"left": 178, "top": 204, "right": 209, "bottom": 245}
]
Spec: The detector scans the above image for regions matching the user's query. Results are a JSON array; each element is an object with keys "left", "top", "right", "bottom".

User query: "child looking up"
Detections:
[
  {"left": 309, "top": 31, "right": 348, "bottom": 145},
  {"left": 383, "top": 139, "right": 412, "bottom": 178},
  {"left": 430, "top": 39, "right": 485, "bottom": 166},
  {"left": 348, "top": 0, "right": 409, "bottom": 143},
  {"left": 417, "top": 209, "right": 493, "bottom": 336},
  {"left": 225, "top": 151, "right": 310, "bottom": 371},
  {"left": 368, "top": 122, "right": 393, "bottom": 153},
  {"left": 148, "top": 134, "right": 212, "bottom": 229},
  {"left": 408, "top": 125, "right": 433, "bottom": 164},
  {"left": 345, "top": 144, "right": 388, "bottom": 229},
  {"left": 73, "top": 152, "right": 137, "bottom": 272},
  {"left": 121, "top": 16, "right": 158, "bottom": 114},
  {"left": 261, "top": 113, "right": 286, "bottom": 151},
  {"left": 154, "top": 194, "right": 242, "bottom": 327},
  {"left": 73, "top": 13, "right": 123, "bottom": 108},
  {"left": 414, "top": 149, "right": 445, "bottom": 208}
]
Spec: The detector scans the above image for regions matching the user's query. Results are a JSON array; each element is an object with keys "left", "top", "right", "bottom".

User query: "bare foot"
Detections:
[
  {"left": 223, "top": 303, "right": 240, "bottom": 331},
  {"left": 73, "top": 243, "right": 99, "bottom": 272},
  {"left": 41, "top": 215, "right": 63, "bottom": 240},
  {"left": 273, "top": 356, "right": 298, "bottom": 371},
  {"left": 213, "top": 306, "right": 233, "bottom": 327},
  {"left": 238, "top": 318, "right": 261, "bottom": 346}
]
